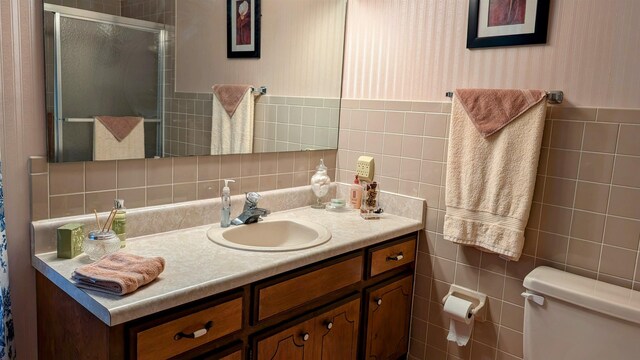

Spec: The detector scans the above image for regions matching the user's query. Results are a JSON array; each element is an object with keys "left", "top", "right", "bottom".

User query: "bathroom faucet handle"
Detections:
[{"left": 245, "top": 192, "right": 261, "bottom": 206}]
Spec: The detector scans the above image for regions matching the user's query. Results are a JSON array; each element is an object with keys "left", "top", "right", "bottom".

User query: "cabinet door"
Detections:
[
  {"left": 256, "top": 318, "right": 315, "bottom": 360},
  {"left": 364, "top": 274, "right": 414, "bottom": 359},
  {"left": 313, "top": 298, "right": 360, "bottom": 360}
]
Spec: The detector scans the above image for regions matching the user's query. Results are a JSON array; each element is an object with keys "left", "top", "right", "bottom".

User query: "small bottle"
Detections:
[
  {"left": 350, "top": 175, "right": 363, "bottom": 209},
  {"left": 221, "top": 179, "right": 235, "bottom": 228},
  {"left": 112, "top": 199, "right": 127, "bottom": 248}
]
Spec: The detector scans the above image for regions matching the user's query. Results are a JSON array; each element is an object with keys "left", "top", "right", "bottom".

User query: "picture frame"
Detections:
[
  {"left": 227, "top": 0, "right": 261, "bottom": 58},
  {"left": 467, "top": 0, "right": 550, "bottom": 49}
]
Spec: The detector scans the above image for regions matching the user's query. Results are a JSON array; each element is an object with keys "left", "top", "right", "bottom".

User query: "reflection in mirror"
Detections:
[{"left": 43, "top": 0, "right": 347, "bottom": 163}]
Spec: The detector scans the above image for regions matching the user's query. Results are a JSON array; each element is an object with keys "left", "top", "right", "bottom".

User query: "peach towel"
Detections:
[
  {"left": 95, "top": 116, "right": 143, "bottom": 141},
  {"left": 72, "top": 252, "right": 165, "bottom": 295},
  {"left": 213, "top": 84, "right": 252, "bottom": 118},
  {"left": 455, "top": 89, "right": 546, "bottom": 137}
]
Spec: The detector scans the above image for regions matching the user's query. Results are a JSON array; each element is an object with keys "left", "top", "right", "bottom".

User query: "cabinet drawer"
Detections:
[
  {"left": 136, "top": 297, "right": 242, "bottom": 360},
  {"left": 369, "top": 236, "right": 416, "bottom": 277},
  {"left": 258, "top": 255, "right": 363, "bottom": 321}
]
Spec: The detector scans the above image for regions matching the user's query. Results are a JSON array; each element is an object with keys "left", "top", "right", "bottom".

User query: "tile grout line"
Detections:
[
  {"left": 596, "top": 108, "right": 619, "bottom": 281},
  {"left": 564, "top": 121, "right": 587, "bottom": 268},
  {"left": 533, "top": 115, "right": 555, "bottom": 267}
]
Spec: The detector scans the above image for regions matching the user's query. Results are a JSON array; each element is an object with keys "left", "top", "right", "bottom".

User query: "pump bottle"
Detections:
[
  {"left": 112, "top": 199, "right": 127, "bottom": 247},
  {"left": 221, "top": 179, "right": 235, "bottom": 227}
]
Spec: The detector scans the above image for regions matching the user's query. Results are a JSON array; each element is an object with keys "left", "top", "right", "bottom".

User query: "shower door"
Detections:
[{"left": 44, "top": 5, "right": 165, "bottom": 162}]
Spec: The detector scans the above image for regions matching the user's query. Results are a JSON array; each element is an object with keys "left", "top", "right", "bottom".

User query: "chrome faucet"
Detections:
[{"left": 231, "top": 192, "right": 270, "bottom": 225}]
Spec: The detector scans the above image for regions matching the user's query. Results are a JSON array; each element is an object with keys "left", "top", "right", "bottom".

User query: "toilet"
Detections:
[{"left": 522, "top": 266, "right": 640, "bottom": 360}]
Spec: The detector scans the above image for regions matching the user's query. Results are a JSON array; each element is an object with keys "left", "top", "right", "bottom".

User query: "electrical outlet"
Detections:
[{"left": 356, "top": 156, "right": 375, "bottom": 182}]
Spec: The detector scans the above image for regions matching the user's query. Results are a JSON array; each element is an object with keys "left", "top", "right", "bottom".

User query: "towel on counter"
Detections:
[
  {"left": 211, "top": 85, "right": 254, "bottom": 155},
  {"left": 93, "top": 116, "right": 145, "bottom": 160},
  {"left": 443, "top": 89, "right": 547, "bottom": 261},
  {"left": 72, "top": 252, "right": 165, "bottom": 295}
]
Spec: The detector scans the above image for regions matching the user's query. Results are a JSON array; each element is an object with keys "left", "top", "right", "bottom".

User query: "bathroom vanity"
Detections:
[{"left": 32, "top": 188, "right": 425, "bottom": 359}]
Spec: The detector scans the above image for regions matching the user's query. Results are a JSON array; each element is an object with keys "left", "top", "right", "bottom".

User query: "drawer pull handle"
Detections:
[
  {"left": 301, "top": 332, "right": 310, "bottom": 341},
  {"left": 325, "top": 321, "right": 333, "bottom": 330},
  {"left": 174, "top": 321, "right": 213, "bottom": 340},
  {"left": 386, "top": 253, "right": 404, "bottom": 261},
  {"left": 375, "top": 297, "right": 382, "bottom": 306}
]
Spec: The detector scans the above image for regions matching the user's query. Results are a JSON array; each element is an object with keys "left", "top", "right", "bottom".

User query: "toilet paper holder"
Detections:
[{"left": 442, "top": 285, "right": 487, "bottom": 322}]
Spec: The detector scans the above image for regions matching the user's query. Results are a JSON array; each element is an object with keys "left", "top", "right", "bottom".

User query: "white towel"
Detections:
[
  {"left": 93, "top": 118, "right": 144, "bottom": 160},
  {"left": 210, "top": 88, "right": 254, "bottom": 155},
  {"left": 443, "top": 95, "right": 546, "bottom": 261}
]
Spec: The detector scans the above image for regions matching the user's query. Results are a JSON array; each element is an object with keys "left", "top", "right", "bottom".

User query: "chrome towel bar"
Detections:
[{"left": 445, "top": 90, "right": 564, "bottom": 104}]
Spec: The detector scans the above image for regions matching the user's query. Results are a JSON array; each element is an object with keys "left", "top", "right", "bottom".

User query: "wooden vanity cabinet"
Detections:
[
  {"left": 35, "top": 231, "right": 418, "bottom": 360},
  {"left": 254, "top": 297, "right": 360, "bottom": 360}
]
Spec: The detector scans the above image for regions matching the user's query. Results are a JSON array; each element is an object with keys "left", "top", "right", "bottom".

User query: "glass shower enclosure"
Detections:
[{"left": 44, "top": 4, "right": 165, "bottom": 162}]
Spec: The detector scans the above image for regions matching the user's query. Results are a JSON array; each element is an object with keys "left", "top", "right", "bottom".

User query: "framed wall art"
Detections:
[
  {"left": 227, "top": 0, "right": 261, "bottom": 58},
  {"left": 467, "top": 0, "right": 550, "bottom": 49}
]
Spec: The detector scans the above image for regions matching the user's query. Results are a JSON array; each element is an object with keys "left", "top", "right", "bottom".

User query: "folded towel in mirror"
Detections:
[
  {"left": 95, "top": 116, "right": 143, "bottom": 141},
  {"left": 212, "top": 84, "right": 252, "bottom": 118},
  {"left": 72, "top": 252, "right": 165, "bottom": 295}
]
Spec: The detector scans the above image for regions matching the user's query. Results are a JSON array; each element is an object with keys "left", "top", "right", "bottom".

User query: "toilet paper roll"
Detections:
[{"left": 444, "top": 295, "right": 474, "bottom": 346}]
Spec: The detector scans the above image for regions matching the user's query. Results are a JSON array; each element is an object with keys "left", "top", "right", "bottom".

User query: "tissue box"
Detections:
[{"left": 57, "top": 223, "right": 84, "bottom": 259}]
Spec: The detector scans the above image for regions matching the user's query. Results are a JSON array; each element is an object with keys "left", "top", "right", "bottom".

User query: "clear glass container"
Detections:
[
  {"left": 310, "top": 158, "right": 331, "bottom": 209},
  {"left": 361, "top": 182, "right": 381, "bottom": 219},
  {"left": 83, "top": 230, "right": 120, "bottom": 261}
]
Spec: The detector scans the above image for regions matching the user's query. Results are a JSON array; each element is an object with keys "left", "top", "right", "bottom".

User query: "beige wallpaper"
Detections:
[
  {"left": 0, "top": 0, "right": 46, "bottom": 358},
  {"left": 342, "top": 0, "right": 640, "bottom": 108},
  {"left": 175, "top": 0, "right": 347, "bottom": 97}
]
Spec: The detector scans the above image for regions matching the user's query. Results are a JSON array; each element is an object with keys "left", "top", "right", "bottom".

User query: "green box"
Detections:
[{"left": 57, "top": 223, "right": 84, "bottom": 259}]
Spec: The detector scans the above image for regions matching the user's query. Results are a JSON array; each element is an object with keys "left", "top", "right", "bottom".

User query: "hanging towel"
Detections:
[
  {"left": 211, "top": 85, "right": 254, "bottom": 155},
  {"left": 72, "top": 252, "right": 165, "bottom": 296},
  {"left": 93, "top": 116, "right": 145, "bottom": 160},
  {"left": 443, "top": 89, "right": 547, "bottom": 261}
]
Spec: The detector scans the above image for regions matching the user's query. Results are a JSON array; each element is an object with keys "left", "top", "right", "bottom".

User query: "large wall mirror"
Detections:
[{"left": 43, "top": 0, "right": 347, "bottom": 163}]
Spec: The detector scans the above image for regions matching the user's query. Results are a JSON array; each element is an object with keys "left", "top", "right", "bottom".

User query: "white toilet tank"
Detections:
[{"left": 523, "top": 266, "right": 640, "bottom": 360}]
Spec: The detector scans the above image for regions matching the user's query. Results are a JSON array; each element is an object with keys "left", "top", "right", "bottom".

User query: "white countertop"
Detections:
[{"left": 33, "top": 206, "right": 423, "bottom": 326}]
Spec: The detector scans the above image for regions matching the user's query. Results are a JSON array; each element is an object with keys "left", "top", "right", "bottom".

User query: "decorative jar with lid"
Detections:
[{"left": 310, "top": 158, "right": 331, "bottom": 209}]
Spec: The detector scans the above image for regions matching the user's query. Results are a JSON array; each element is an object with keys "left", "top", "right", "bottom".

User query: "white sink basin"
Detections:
[{"left": 207, "top": 219, "right": 331, "bottom": 252}]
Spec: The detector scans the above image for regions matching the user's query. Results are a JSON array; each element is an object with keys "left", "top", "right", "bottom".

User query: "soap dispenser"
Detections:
[
  {"left": 221, "top": 179, "right": 235, "bottom": 227},
  {"left": 113, "top": 199, "right": 126, "bottom": 248}
]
